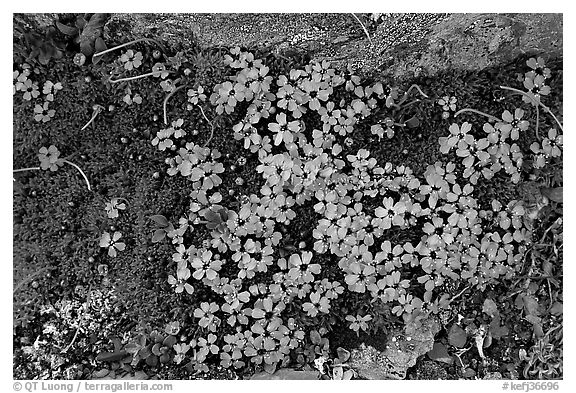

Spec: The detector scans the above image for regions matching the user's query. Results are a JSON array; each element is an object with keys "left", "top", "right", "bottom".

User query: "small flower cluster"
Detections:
[
  {"left": 142, "top": 48, "right": 546, "bottom": 375},
  {"left": 522, "top": 57, "right": 551, "bottom": 104},
  {"left": 14, "top": 64, "right": 63, "bottom": 122}
]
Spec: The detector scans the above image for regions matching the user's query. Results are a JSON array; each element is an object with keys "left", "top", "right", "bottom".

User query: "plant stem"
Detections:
[
  {"left": 61, "top": 159, "right": 91, "bottom": 191},
  {"left": 499, "top": 85, "right": 563, "bottom": 133},
  {"left": 13, "top": 167, "right": 41, "bottom": 173},
  {"left": 535, "top": 103, "right": 541, "bottom": 141},
  {"left": 405, "top": 84, "right": 429, "bottom": 99},
  {"left": 81, "top": 105, "right": 103, "bottom": 131},
  {"left": 197, "top": 105, "right": 211, "bottom": 124},
  {"left": 196, "top": 105, "right": 215, "bottom": 147},
  {"left": 92, "top": 38, "right": 166, "bottom": 59},
  {"left": 395, "top": 84, "right": 429, "bottom": 107},
  {"left": 109, "top": 70, "right": 174, "bottom": 84},
  {"left": 454, "top": 108, "right": 500, "bottom": 122},
  {"left": 163, "top": 85, "right": 185, "bottom": 125},
  {"left": 350, "top": 13, "right": 373, "bottom": 46}
]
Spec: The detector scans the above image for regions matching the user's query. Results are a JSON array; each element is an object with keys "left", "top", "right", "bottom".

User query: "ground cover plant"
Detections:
[{"left": 13, "top": 14, "right": 563, "bottom": 381}]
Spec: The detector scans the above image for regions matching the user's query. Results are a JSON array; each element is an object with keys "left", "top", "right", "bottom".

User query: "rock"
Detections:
[
  {"left": 104, "top": 13, "right": 561, "bottom": 78},
  {"left": 250, "top": 368, "right": 320, "bottom": 380},
  {"left": 349, "top": 316, "right": 440, "bottom": 379}
]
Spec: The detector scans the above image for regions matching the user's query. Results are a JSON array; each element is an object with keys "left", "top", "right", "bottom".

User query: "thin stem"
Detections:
[
  {"left": 92, "top": 38, "right": 166, "bottom": 59},
  {"left": 196, "top": 105, "right": 216, "bottom": 148},
  {"left": 13, "top": 167, "right": 41, "bottom": 173},
  {"left": 454, "top": 108, "right": 500, "bottom": 122},
  {"left": 396, "top": 84, "right": 429, "bottom": 106},
  {"left": 499, "top": 85, "right": 563, "bottom": 133},
  {"left": 61, "top": 159, "right": 91, "bottom": 191},
  {"left": 197, "top": 105, "right": 211, "bottom": 124},
  {"left": 448, "top": 285, "right": 470, "bottom": 305},
  {"left": 163, "top": 85, "right": 185, "bottom": 125},
  {"left": 405, "top": 84, "right": 429, "bottom": 99},
  {"left": 350, "top": 13, "right": 373, "bottom": 46},
  {"left": 535, "top": 103, "right": 541, "bottom": 141},
  {"left": 109, "top": 70, "right": 174, "bottom": 84},
  {"left": 81, "top": 106, "right": 103, "bottom": 131}
]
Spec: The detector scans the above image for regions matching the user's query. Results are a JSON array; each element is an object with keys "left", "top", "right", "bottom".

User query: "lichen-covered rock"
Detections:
[
  {"left": 106, "top": 13, "right": 561, "bottom": 78},
  {"left": 349, "top": 317, "right": 441, "bottom": 379}
]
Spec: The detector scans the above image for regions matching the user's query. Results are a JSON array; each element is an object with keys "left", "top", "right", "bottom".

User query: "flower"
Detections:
[
  {"left": 439, "top": 122, "right": 474, "bottom": 154},
  {"left": 42, "top": 80, "right": 63, "bottom": 102},
  {"left": 120, "top": 50, "right": 143, "bottom": 70},
  {"left": 19, "top": 79, "right": 40, "bottom": 101},
  {"left": 438, "top": 95, "right": 457, "bottom": 112},
  {"left": 268, "top": 112, "right": 301, "bottom": 146},
  {"left": 541, "top": 128, "right": 562, "bottom": 158},
  {"left": 526, "top": 56, "right": 551, "bottom": 79},
  {"left": 523, "top": 74, "right": 551, "bottom": 103},
  {"left": 194, "top": 302, "right": 221, "bottom": 331},
  {"left": 99, "top": 231, "right": 126, "bottom": 257},
  {"left": 152, "top": 63, "right": 169, "bottom": 79},
  {"left": 187, "top": 85, "right": 207, "bottom": 106},
  {"left": 38, "top": 145, "right": 62, "bottom": 171},
  {"left": 123, "top": 87, "right": 142, "bottom": 105},
  {"left": 167, "top": 266, "right": 194, "bottom": 294},
  {"left": 497, "top": 108, "right": 529, "bottom": 140},
  {"left": 191, "top": 250, "right": 223, "bottom": 280},
  {"left": 33, "top": 102, "right": 56, "bottom": 123},
  {"left": 287, "top": 251, "right": 321, "bottom": 283},
  {"left": 105, "top": 198, "right": 127, "bottom": 218}
]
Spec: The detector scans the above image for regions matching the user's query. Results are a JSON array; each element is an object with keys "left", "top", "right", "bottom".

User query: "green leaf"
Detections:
[
  {"left": 427, "top": 342, "right": 453, "bottom": 365},
  {"left": 162, "top": 335, "right": 177, "bottom": 347},
  {"left": 540, "top": 187, "right": 562, "bottom": 203},
  {"left": 482, "top": 298, "right": 499, "bottom": 317},
  {"left": 96, "top": 350, "right": 128, "bottom": 362},
  {"left": 55, "top": 21, "right": 78, "bottom": 36},
  {"left": 405, "top": 116, "right": 420, "bottom": 129},
  {"left": 150, "top": 215, "right": 169, "bottom": 227},
  {"left": 336, "top": 347, "right": 350, "bottom": 362},
  {"left": 448, "top": 324, "right": 467, "bottom": 348},
  {"left": 152, "top": 229, "right": 166, "bottom": 243},
  {"left": 95, "top": 36, "right": 107, "bottom": 53}
]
